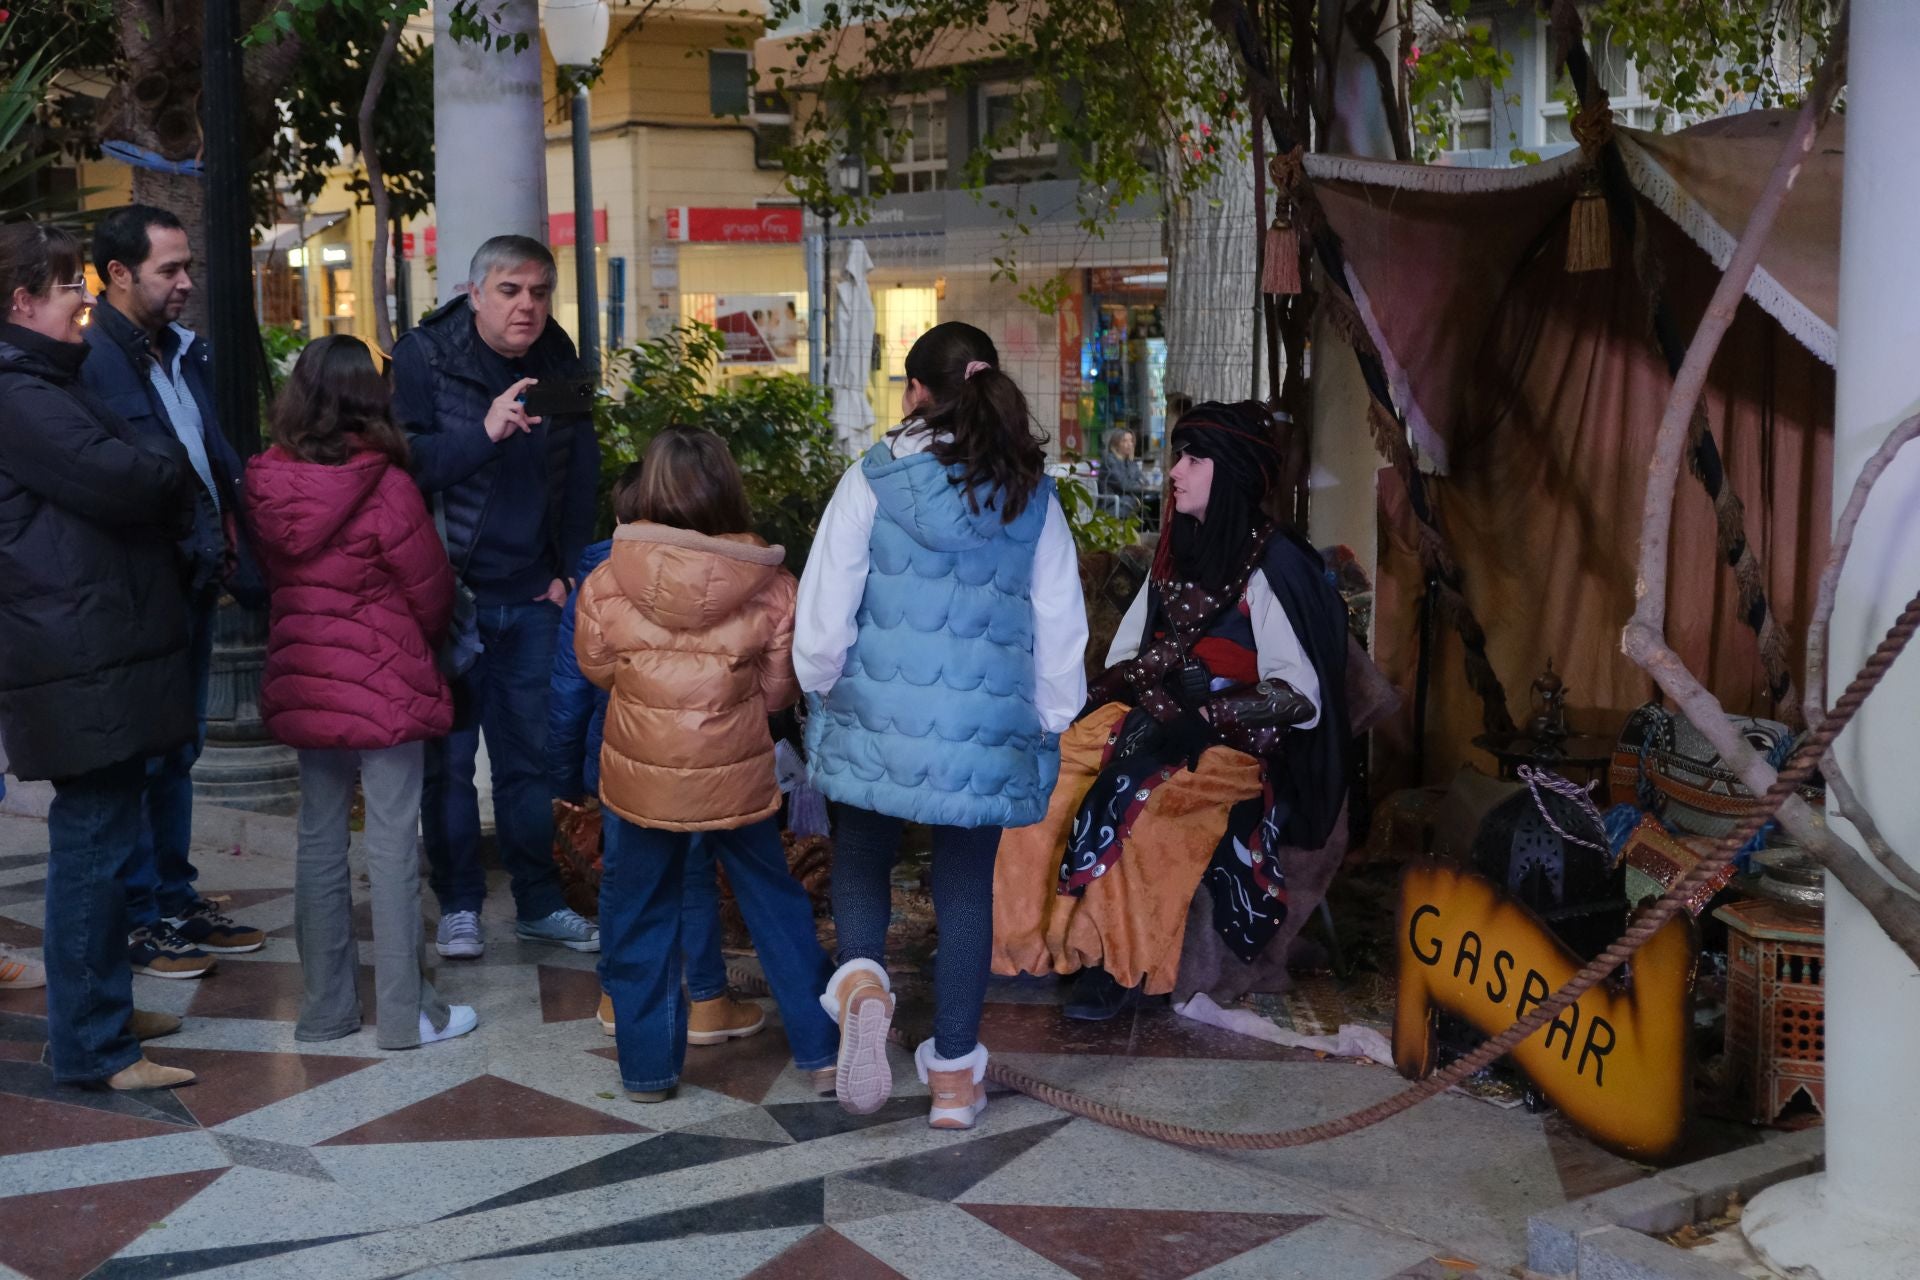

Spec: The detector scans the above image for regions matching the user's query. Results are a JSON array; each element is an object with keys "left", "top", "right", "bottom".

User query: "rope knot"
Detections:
[{"left": 1571, "top": 95, "right": 1616, "bottom": 155}]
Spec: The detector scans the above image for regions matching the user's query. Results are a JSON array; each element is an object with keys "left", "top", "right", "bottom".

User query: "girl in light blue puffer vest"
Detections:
[{"left": 795, "top": 322, "right": 1089, "bottom": 1131}]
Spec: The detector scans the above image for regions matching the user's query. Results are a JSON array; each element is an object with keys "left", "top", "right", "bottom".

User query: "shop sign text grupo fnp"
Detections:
[
  {"left": 1394, "top": 861, "right": 1694, "bottom": 1160},
  {"left": 664, "top": 207, "right": 804, "bottom": 244}
]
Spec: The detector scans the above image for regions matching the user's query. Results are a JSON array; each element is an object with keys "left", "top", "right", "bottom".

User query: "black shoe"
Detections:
[{"left": 1062, "top": 967, "right": 1145, "bottom": 1022}]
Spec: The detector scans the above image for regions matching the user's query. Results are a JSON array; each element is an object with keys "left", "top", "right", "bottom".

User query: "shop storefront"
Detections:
[
  {"left": 661, "top": 205, "right": 812, "bottom": 380},
  {"left": 815, "top": 180, "right": 1166, "bottom": 458}
]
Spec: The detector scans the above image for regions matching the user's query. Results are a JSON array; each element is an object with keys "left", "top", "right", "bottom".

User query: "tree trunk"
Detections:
[
  {"left": 106, "top": 0, "right": 301, "bottom": 335},
  {"left": 1164, "top": 117, "right": 1263, "bottom": 412},
  {"left": 432, "top": 0, "right": 548, "bottom": 302},
  {"left": 360, "top": 16, "right": 406, "bottom": 353}
]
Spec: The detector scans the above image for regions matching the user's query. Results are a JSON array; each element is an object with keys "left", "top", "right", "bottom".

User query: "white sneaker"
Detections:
[
  {"left": 420, "top": 1005, "right": 478, "bottom": 1044},
  {"left": 0, "top": 943, "right": 44, "bottom": 990},
  {"left": 436, "top": 911, "right": 484, "bottom": 959}
]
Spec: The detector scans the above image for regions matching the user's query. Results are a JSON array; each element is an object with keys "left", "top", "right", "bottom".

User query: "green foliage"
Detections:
[
  {"left": 249, "top": 1, "right": 436, "bottom": 222},
  {"left": 260, "top": 323, "right": 311, "bottom": 394},
  {"left": 444, "top": 0, "right": 534, "bottom": 55},
  {"left": 1053, "top": 470, "right": 1141, "bottom": 555},
  {"left": 594, "top": 323, "right": 844, "bottom": 568},
  {"left": 760, "top": 0, "right": 1240, "bottom": 311},
  {"left": 0, "top": 24, "right": 64, "bottom": 218},
  {"left": 1408, "top": 8, "right": 1518, "bottom": 164},
  {"left": 1585, "top": 0, "right": 1841, "bottom": 118}
]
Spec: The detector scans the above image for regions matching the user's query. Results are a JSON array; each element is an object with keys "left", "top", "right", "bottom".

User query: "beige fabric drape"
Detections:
[{"left": 1368, "top": 207, "right": 1832, "bottom": 793}]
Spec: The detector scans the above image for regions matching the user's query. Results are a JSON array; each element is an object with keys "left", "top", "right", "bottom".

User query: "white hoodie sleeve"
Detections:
[
  {"left": 1031, "top": 493, "right": 1090, "bottom": 734},
  {"left": 1105, "top": 579, "right": 1151, "bottom": 667},
  {"left": 793, "top": 460, "right": 877, "bottom": 695},
  {"left": 796, "top": 457, "right": 1088, "bottom": 730},
  {"left": 1100, "top": 572, "right": 1321, "bottom": 728}
]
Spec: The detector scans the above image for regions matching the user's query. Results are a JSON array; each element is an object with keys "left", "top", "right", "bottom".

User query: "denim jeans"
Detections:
[
  {"left": 422, "top": 600, "right": 567, "bottom": 922},
  {"left": 681, "top": 836, "right": 728, "bottom": 1002},
  {"left": 45, "top": 756, "right": 147, "bottom": 1082},
  {"left": 831, "top": 805, "right": 1001, "bottom": 1059},
  {"left": 125, "top": 600, "right": 214, "bottom": 929},
  {"left": 599, "top": 814, "right": 837, "bottom": 1091}
]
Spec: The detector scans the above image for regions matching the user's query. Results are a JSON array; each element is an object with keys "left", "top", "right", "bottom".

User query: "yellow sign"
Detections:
[{"left": 1393, "top": 861, "right": 1694, "bottom": 1160}]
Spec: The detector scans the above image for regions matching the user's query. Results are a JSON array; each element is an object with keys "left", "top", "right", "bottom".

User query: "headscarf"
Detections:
[{"left": 1155, "top": 400, "right": 1285, "bottom": 591}]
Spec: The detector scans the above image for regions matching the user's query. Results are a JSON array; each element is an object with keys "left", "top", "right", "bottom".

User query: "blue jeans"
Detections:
[
  {"left": 422, "top": 601, "right": 567, "bottom": 922},
  {"left": 681, "top": 836, "right": 728, "bottom": 1002},
  {"left": 125, "top": 600, "right": 214, "bottom": 929},
  {"left": 599, "top": 814, "right": 837, "bottom": 1091},
  {"left": 45, "top": 757, "right": 147, "bottom": 1082}
]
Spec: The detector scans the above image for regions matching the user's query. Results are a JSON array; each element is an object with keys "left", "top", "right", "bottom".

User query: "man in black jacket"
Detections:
[
  {"left": 0, "top": 220, "right": 199, "bottom": 1089},
  {"left": 392, "top": 235, "right": 602, "bottom": 958},
  {"left": 81, "top": 205, "right": 266, "bottom": 980}
]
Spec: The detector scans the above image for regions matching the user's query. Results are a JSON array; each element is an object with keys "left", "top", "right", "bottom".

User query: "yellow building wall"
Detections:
[{"left": 542, "top": 5, "right": 806, "bottom": 379}]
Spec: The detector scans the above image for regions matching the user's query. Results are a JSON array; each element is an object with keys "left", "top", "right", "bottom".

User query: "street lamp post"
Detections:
[{"left": 541, "top": 0, "right": 610, "bottom": 381}]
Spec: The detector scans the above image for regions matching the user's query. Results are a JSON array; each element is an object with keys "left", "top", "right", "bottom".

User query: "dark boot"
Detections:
[{"left": 1062, "top": 967, "right": 1146, "bottom": 1022}]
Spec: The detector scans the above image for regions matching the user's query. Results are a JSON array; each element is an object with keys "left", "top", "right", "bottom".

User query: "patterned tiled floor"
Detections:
[{"left": 0, "top": 809, "right": 1671, "bottom": 1280}]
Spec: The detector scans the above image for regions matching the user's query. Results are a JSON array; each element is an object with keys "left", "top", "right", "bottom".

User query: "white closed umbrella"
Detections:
[{"left": 828, "top": 238, "right": 876, "bottom": 457}]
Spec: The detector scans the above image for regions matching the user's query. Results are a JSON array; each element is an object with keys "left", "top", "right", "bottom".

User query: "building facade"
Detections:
[{"left": 757, "top": 15, "right": 1171, "bottom": 458}]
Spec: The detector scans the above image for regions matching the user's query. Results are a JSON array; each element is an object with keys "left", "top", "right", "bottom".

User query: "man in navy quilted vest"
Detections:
[{"left": 392, "top": 236, "right": 602, "bottom": 959}]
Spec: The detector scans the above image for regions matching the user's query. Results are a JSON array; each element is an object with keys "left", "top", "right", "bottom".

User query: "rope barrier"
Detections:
[{"left": 732, "top": 587, "right": 1920, "bottom": 1150}]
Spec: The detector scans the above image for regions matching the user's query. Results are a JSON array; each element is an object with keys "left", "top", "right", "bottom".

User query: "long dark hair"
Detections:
[
  {"left": 1158, "top": 400, "right": 1283, "bottom": 592},
  {"left": 270, "top": 335, "right": 410, "bottom": 467},
  {"left": 903, "top": 321, "right": 1048, "bottom": 523},
  {"left": 635, "top": 425, "right": 753, "bottom": 536}
]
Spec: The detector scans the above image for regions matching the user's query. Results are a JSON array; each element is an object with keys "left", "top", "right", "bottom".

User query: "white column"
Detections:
[
  {"left": 433, "top": 0, "right": 549, "bottom": 303},
  {"left": 1744, "top": 4, "right": 1920, "bottom": 1276}
]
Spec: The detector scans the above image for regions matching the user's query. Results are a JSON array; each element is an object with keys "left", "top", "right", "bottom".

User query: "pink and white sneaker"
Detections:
[
  {"left": 915, "top": 1040, "right": 989, "bottom": 1131},
  {"left": 821, "top": 959, "right": 894, "bottom": 1115}
]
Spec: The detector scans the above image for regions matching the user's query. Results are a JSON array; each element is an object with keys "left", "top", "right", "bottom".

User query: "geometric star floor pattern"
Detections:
[{"left": 0, "top": 810, "right": 1666, "bottom": 1280}]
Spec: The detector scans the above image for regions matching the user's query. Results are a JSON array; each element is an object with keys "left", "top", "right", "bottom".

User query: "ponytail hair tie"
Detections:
[{"left": 963, "top": 360, "right": 992, "bottom": 380}]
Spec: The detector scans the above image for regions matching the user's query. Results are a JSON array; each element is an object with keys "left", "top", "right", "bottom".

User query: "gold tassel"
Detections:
[
  {"left": 1566, "top": 173, "right": 1611, "bottom": 273},
  {"left": 1263, "top": 205, "right": 1300, "bottom": 296}
]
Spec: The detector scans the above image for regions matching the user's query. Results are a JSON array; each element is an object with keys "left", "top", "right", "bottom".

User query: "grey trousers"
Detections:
[{"left": 294, "top": 742, "right": 450, "bottom": 1049}]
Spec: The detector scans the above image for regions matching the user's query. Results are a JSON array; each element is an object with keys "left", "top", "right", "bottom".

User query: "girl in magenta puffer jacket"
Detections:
[{"left": 246, "top": 336, "right": 474, "bottom": 1051}]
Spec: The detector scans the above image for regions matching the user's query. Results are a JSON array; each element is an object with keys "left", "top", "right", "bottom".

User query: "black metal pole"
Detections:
[
  {"left": 201, "top": 0, "right": 261, "bottom": 457},
  {"left": 822, "top": 209, "right": 832, "bottom": 374},
  {"left": 570, "top": 82, "right": 600, "bottom": 382}
]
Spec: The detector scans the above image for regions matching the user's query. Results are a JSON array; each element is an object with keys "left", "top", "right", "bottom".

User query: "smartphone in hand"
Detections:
[{"left": 520, "top": 378, "right": 594, "bottom": 418}]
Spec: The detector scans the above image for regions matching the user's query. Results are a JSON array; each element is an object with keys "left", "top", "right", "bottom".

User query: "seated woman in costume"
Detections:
[{"left": 992, "top": 400, "right": 1352, "bottom": 1021}]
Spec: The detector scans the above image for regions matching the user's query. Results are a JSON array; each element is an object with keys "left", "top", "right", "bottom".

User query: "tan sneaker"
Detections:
[
  {"left": 915, "top": 1040, "right": 988, "bottom": 1131},
  {"left": 821, "top": 959, "right": 893, "bottom": 1115},
  {"left": 0, "top": 943, "right": 43, "bottom": 990},
  {"left": 597, "top": 992, "right": 615, "bottom": 1036},
  {"left": 809, "top": 1066, "right": 837, "bottom": 1097},
  {"left": 129, "top": 1010, "right": 182, "bottom": 1041},
  {"left": 687, "top": 994, "right": 766, "bottom": 1045},
  {"left": 108, "top": 1057, "right": 196, "bottom": 1091}
]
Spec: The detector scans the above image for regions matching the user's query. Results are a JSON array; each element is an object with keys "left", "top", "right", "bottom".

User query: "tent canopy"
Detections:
[{"left": 1305, "top": 113, "right": 1842, "bottom": 789}]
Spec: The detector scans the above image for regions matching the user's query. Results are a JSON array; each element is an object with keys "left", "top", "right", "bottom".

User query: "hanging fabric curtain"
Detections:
[{"left": 829, "top": 238, "right": 876, "bottom": 457}]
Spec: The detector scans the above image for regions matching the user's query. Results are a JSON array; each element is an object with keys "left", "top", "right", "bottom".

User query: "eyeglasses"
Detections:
[{"left": 51, "top": 282, "right": 95, "bottom": 298}]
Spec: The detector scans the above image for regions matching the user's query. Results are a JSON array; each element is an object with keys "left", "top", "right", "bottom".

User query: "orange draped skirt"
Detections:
[{"left": 992, "top": 702, "right": 1265, "bottom": 995}]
